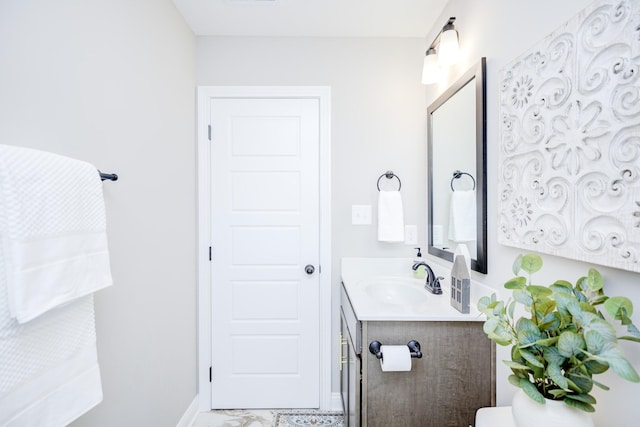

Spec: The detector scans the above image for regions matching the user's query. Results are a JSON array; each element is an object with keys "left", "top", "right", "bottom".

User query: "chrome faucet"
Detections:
[{"left": 411, "top": 261, "right": 443, "bottom": 295}]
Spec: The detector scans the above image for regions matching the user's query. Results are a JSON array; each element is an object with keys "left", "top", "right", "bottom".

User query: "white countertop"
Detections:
[{"left": 341, "top": 257, "right": 495, "bottom": 322}]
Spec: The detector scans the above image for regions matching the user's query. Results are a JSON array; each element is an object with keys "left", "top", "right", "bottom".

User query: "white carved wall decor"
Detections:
[{"left": 498, "top": 0, "right": 640, "bottom": 272}]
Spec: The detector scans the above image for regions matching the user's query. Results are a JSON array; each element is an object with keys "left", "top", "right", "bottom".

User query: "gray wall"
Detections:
[
  {"left": 426, "top": 0, "right": 640, "bottom": 425},
  {"left": 0, "top": 1, "right": 197, "bottom": 426}
]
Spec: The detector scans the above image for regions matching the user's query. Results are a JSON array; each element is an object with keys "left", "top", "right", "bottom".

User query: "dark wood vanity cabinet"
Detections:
[{"left": 340, "top": 283, "right": 495, "bottom": 427}]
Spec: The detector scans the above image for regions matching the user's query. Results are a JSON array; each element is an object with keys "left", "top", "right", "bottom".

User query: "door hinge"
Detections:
[
  {"left": 209, "top": 246, "right": 212, "bottom": 261},
  {"left": 209, "top": 366, "right": 212, "bottom": 382},
  {"left": 208, "top": 124, "right": 212, "bottom": 141}
]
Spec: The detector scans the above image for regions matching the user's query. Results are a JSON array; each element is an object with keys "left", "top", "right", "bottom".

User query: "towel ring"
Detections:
[
  {"left": 450, "top": 170, "right": 475, "bottom": 191},
  {"left": 377, "top": 171, "right": 401, "bottom": 191}
]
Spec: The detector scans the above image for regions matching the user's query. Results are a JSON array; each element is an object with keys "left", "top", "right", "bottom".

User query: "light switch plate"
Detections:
[
  {"left": 352, "top": 205, "right": 372, "bottom": 225},
  {"left": 404, "top": 225, "right": 418, "bottom": 245}
]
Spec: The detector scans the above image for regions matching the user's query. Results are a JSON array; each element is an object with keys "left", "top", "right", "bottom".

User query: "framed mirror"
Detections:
[{"left": 427, "top": 58, "right": 487, "bottom": 273}]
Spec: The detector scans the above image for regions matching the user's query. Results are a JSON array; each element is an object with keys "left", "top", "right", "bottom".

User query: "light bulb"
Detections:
[
  {"left": 421, "top": 50, "right": 442, "bottom": 85},
  {"left": 438, "top": 28, "right": 460, "bottom": 66}
]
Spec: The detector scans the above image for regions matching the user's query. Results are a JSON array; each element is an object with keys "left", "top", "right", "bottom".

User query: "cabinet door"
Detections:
[
  {"left": 341, "top": 310, "right": 361, "bottom": 427},
  {"left": 364, "top": 321, "right": 494, "bottom": 426},
  {"left": 347, "top": 339, "right": 359, "bottom": 427},
  {"left": 340, "top": 314, "right": 350, "bottom": 424}
]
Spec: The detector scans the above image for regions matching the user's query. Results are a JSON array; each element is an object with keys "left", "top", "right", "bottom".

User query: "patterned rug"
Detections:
[{"left": 273, "top": 411, "right": 344, "bottom": 427}]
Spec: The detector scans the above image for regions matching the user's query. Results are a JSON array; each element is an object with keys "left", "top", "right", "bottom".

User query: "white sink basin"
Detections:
[
  {"left": 341, "top": 258, "right": 491, "bottom": 321},
  {"left": 363, "top": 277, "right": 427, "bottom": 305},
  {"left": 353, "top": 275, "right": 454, "bottom": 318}
]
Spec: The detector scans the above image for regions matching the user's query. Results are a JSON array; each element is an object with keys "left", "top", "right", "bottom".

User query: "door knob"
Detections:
[{"left": 305, "top": 264, "right": 315, "bottom": 275}]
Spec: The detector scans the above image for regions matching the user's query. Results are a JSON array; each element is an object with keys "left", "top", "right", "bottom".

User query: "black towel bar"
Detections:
[{"left": 99, "top": 171, "right": 118, "bottom": 181}]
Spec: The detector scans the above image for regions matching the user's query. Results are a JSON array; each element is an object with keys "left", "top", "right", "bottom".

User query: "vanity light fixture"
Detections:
[{"left": 421, "top": 17, "right": 461, "bottom": 84}]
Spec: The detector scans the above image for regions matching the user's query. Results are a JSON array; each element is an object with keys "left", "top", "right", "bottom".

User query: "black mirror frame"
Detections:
[{"left": 427, "top": 57, "right": 487, "bottom": 274}]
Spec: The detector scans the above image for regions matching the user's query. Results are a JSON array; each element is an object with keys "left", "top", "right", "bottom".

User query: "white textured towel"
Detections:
[
  {"left": 0, "top": 241, "right": 103, "bottom": 426},
  {"left": 0, "top": 144, "right": 113, "bottom": 323},
  {"left": 377, "top": 190, "right": 405, "bottom": 242},
  {"left": 448, "top": 190, "right": 477, "bottom": 242}
]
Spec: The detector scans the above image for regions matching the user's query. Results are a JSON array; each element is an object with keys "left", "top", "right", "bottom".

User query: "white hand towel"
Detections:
[
  {"left": 377, "top": 190, "right": 405, "bottom": 242},
  {"left": 0, "top": 144, "right": 113, "bottom": 323},
  {"left": 448, "top": 190, "right": 477, "bottom": 242}
]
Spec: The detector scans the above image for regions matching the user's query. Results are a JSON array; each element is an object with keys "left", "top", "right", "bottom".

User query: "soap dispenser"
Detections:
[{"left": 413, "top": 247, "right": 426, "bottom": 279}]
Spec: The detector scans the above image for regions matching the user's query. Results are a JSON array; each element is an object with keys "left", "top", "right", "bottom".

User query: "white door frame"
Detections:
[{"left": 196, "top": 86, "right": 332, "bottom": 411}]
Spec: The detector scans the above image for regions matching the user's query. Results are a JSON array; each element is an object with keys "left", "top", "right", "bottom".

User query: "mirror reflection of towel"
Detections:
[
  {"left": 448, "top": 190, "right": 476, "bottom": 242},
  {"left": 378, "top": 190, "right": 405, "bottom": 242}
]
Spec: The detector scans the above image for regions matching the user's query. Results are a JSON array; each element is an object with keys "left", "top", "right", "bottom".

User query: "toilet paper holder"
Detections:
[{"left": 368, "top": 340, "right": 423, "bottom": 359}]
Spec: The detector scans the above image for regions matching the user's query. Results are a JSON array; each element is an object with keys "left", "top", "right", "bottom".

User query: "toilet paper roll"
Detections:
[{"left": 379, "top": 345, "right": 412, "bottom": 372}]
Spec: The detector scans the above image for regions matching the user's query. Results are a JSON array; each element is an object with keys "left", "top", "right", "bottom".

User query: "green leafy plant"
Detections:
[{"left": 478, "top": 253, "right": 640, "bottom": 412}]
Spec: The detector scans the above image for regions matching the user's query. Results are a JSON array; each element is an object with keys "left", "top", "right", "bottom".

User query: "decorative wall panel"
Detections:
[{"left": 498, "top": 0, "right": 640, "bottom": 272}]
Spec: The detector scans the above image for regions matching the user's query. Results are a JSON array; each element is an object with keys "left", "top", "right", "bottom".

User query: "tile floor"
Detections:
[
  {"left": 192, "top": 409, "right": 277, "bottom": 427},
  {"left": 192, "top": 409, "right": 345, "bottom": 427}
]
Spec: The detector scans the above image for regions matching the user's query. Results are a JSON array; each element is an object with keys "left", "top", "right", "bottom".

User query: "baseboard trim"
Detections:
[
  {"left": 177, "top": 395, "right": 199, "bottom": 427},
  {"left": 330, "top": 392, "right": 343, "bottom": 412}
]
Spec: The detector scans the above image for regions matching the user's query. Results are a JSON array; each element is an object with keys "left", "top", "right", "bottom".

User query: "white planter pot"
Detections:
[{"left": 511, "top": 389, "right": 595, "bottom": 427}]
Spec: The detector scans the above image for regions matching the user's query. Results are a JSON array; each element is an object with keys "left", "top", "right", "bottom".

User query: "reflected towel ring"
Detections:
[
  {"left": 450, "top": 170, "right": 475, "bottom": 191},
  {"left": 377, "top": 171, "right": 401, "bottom": 191}
]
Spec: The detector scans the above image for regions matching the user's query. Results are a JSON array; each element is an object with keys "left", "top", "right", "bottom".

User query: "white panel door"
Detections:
[{"left": 210, "top": 97, "right": 320, "bottom": 409}]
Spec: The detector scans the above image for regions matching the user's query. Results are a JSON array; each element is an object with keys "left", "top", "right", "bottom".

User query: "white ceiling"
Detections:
[{"left": 172, "top": 0, "right": 448, "bottom": 38}]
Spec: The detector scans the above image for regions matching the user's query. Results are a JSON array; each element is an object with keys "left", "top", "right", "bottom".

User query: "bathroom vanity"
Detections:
[{"left": 340, "top": 258, "right": 495, "bottom": 427}]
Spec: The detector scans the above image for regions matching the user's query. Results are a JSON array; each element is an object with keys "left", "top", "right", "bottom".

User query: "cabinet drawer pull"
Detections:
[{"left": 339, "top": 332, "right": 348, "bottom": 371}]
